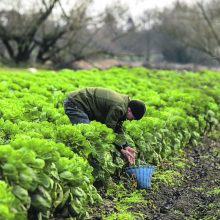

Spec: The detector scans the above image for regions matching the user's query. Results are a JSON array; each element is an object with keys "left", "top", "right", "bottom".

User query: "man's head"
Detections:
[{"left": 126, "top": 100, "right": 146, "bottom": 120}]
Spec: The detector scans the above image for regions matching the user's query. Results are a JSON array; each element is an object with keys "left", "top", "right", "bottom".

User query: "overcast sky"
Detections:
[
  {"left": 90, "top": 0, "right": 196, "bottom": 17},
  {"left": 0, "top": 0, "right": 205, "bottom": 18}
]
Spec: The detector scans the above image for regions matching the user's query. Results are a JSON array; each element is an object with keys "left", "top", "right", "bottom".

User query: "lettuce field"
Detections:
[{"left": 0, "top": 67, "right": 220, "bottom": 220}]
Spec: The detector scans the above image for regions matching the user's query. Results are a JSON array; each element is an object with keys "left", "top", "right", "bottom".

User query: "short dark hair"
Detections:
[{"left": 128, "top": 100, "right": 146, "bottom": 120}]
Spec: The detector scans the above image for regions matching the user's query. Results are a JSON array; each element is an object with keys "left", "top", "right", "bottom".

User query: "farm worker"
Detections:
[{"left": 63, "top": 87, "right": 146, "bottom": 164}]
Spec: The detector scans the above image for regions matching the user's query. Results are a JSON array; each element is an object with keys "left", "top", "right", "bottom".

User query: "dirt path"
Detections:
[
  {"left": 90, "top": 134, "right": 220, "bottom": 220},
  {"left": 147, "top": 136, "right": 220, "bottom": 220}
]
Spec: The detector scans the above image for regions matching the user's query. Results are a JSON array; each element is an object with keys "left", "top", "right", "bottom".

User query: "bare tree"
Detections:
[
  {"left": 86, "top": 4, "right": 131, "bottom": 56},
  {"left": 138, "top": 10, "right": 155, "bottom": 62},
  {"left": 35, "top": 0, "right": 93, "bottom": 63},
  {"left": 0, "top": 0, "right": 59, "bottom": 64},
  {"left": 0, "top": 0, "right": 95, "bottom": 65},
  {"left": 155, "top": 0, "right": 220, "bottom": 64},
  {"left": 0, "top": 0, "right": 139, "bottom": 68},
  {"left": 195, "top": 0, "right": 220, "bottom": 62}
]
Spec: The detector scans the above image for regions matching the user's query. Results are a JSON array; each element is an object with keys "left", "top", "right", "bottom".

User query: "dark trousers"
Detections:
[{"left": 63, "top": 98, "right": 90, "bottom": 124}]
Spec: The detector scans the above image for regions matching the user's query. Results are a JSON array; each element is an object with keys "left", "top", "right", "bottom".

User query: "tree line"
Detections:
[{"left": 0, "top": 0, "right": 219, "bottom": 69}]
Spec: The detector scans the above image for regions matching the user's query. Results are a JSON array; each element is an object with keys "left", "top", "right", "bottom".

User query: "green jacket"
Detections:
[{"left": 67, "top": 87, "right": 130, "bottom": 132}]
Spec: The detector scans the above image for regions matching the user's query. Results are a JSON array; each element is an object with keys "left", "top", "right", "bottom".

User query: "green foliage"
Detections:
[
  {"left": 103, "top": 183, "right": 146, "bottom": 220},
  {"left": 152, "top": 170, "right": 182, "bottom": 187},
  {"left": 0, "top": 136, "right": 101, "bottom": 219},
  {"left": 0, "top": 181, "right": 16, "bottom": 220},
  {"left": 103, "top": 211, "right": 140, "bottom": 220},
  {"left": 0, "top": 67, "right": 220, "bottom": 218}
]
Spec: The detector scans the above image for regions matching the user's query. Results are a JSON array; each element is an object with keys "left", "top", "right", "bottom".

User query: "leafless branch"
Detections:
[{"left": 197, "top": 1, "right": 220, "bottom": 46}]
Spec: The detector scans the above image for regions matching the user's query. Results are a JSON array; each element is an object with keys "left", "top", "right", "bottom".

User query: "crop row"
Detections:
[{"left": 0, "top": 67, "right": 219, "bottom": 219}]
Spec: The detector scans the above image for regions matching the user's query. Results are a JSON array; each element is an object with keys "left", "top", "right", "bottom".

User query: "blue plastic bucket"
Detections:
[{"left": 125, "top": 165, "right": 156, "bottom": 189}]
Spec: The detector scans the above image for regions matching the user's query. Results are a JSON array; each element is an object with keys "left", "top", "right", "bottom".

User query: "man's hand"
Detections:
[{"left": 121, "top": 146, "right": 137, "bottom": 165}]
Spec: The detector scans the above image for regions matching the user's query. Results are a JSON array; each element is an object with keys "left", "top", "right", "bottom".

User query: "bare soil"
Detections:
[
  {"left": 71, "top": 59, "right": 220, "bottom": 72},
  {"left": 145, "top": 136, "right": 220, "bottom": 220},
  {"left": 90, "top": 133, "right": 220, "bottom": 219}
]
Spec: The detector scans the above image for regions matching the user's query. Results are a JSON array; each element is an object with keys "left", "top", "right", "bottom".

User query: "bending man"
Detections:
[{"left": 63, "top": 87, "right": 146, "bottom": 164}]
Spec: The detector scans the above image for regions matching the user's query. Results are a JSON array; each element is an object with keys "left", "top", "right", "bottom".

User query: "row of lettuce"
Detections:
[{"left": 0, "top": 67, "right": 219, "bottom": 219}]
